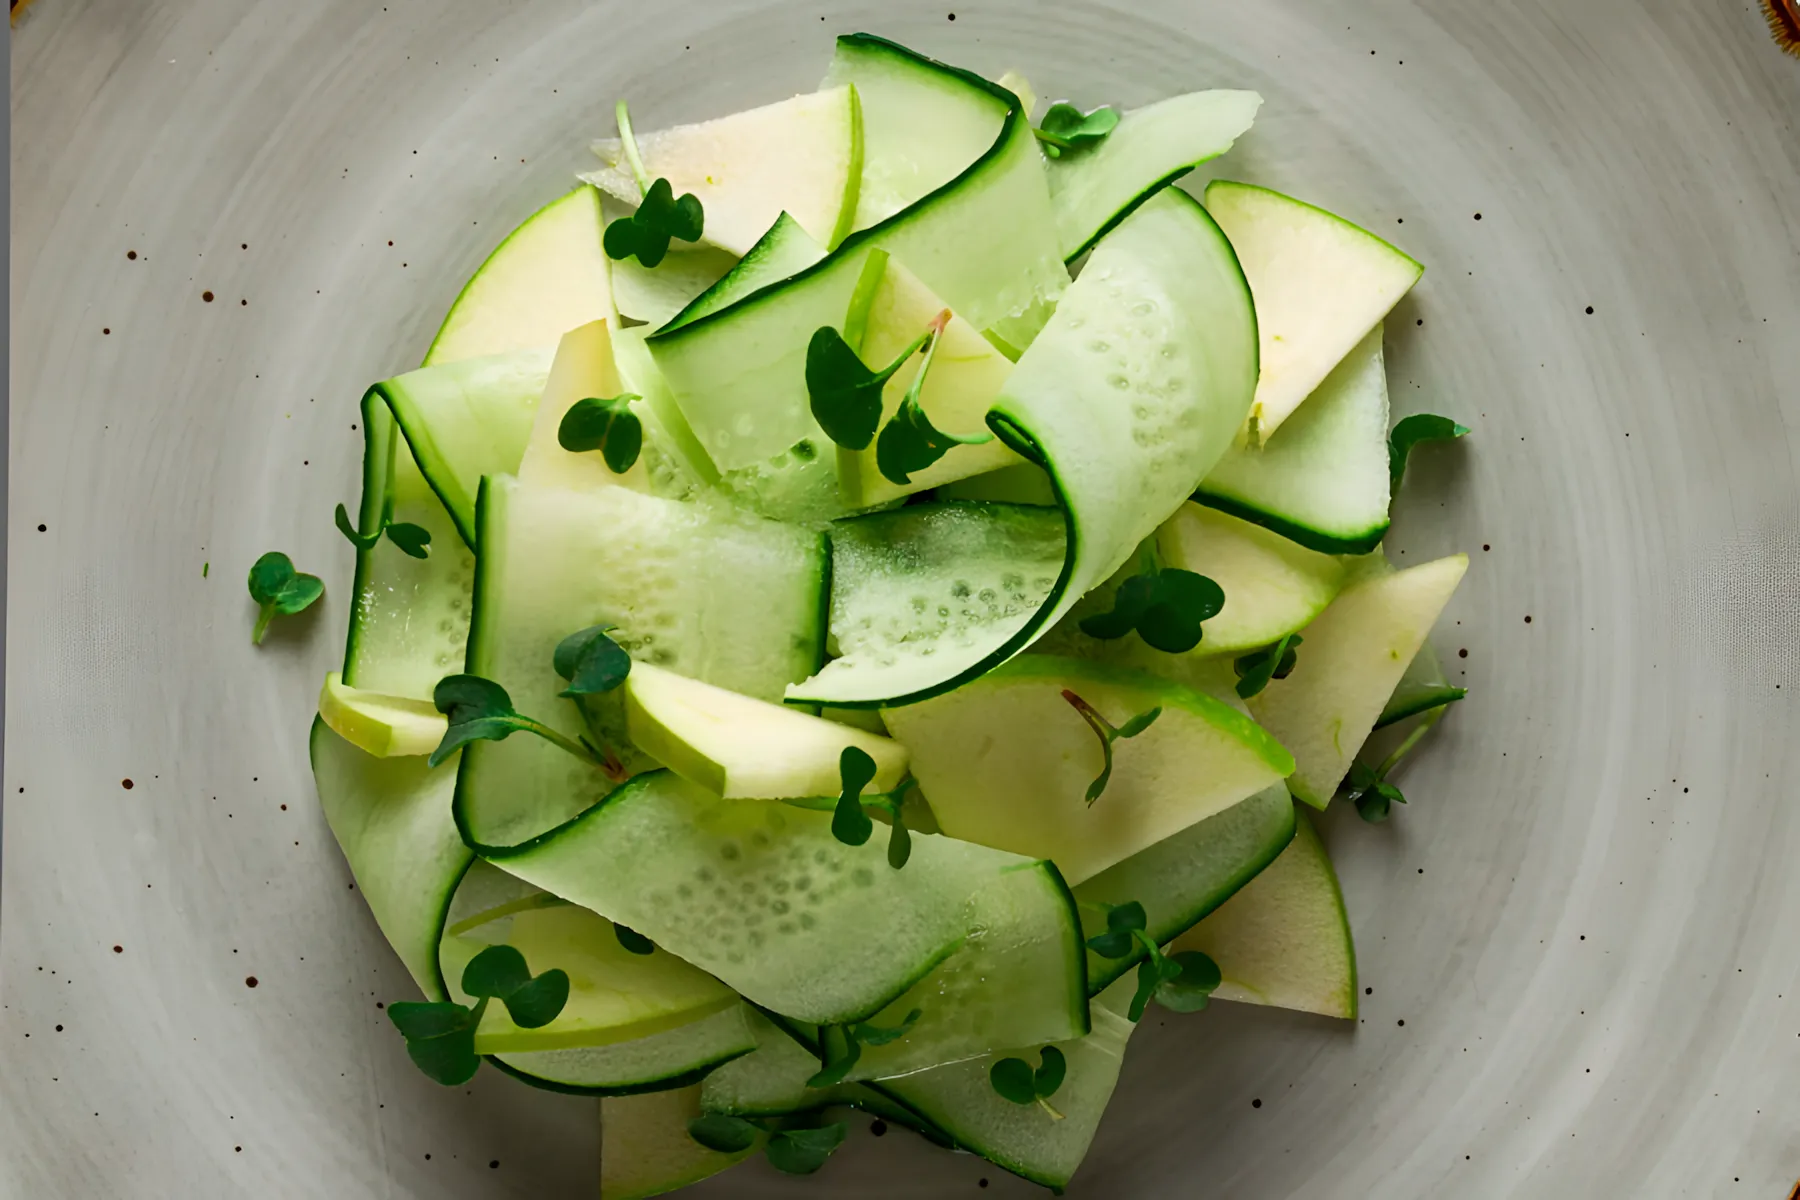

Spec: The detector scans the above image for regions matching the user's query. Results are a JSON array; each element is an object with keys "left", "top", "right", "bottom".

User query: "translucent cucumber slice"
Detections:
[
  {"left": 790, "top": 190, "right": 1257, "bottom": 708},
  {"left": 1074, "top": 784, "right": 1296, "bottom": 994},
  {"left": 484, "top": 770, "right": 1039, "bottom": 1026},
  {"left": 837, "top": 861, "right": 1088, "bottom": 1082},
  {"left": 611, "top": 324, "right": 718, "bottom": 491},
  {"left": 585, "top": 85, "right": 862, "bottom": 255},
  {"left": 601, "top": 1085, "right": 757, "bottom": 1200},
  {"left": 320, "top": 183, "right": 617, "bottom": 1003},
  {"left": 1376, "top": 638, "right": 1467, "bottom": 729},
  {"left": 1049, "top": 89, "right": 1262, "bottom": 261},
  {"left": 1248, "top": 554, "right": 1469, "bottom": 806},
  {"left": 1196, "top": 325, "right": 1393, "bottom": 554},
  {"left": 1204, "top": 180, "right": 1422, "bottom": 442},
  {"left": 788, "top": 503, "right": 1066, "bottom": 707},
  {"left": 317, "top": 672, "right": 445, "bottom": 758},
  {"left": 426, "top": 185, "right": 613, "bottom": 368},
  {"left": 883, "top": 655, "right": 1295, "bottom": 885},
  {"left": 311, "top": 720, "right": 469, "bottom": 1000},
  {"left": 658, "top": 212, "right": 827, "bottom": 335},
  {"left": 455, "top": 475, "right": 826, "bottom": 852},
  {"left": 1172, "top": 808, "right": 1356, "bottom": 1019},
  {"left": 491, "top": 1004, "right": 755, "bottom": 1095},
  {"left": 623, "top": 662, "right": 908, "bottom": 800},
  {"left": 837, "top": 257, "right": 1024, "bottom": 507},
  {"left": 934, "top": 462, "right": 1057, "bottom": 507},
  {"left": 648, "top": 36, "right": 1066, "bottom": 472}
]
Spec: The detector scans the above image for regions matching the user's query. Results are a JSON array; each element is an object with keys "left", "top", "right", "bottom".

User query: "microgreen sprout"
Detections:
[
  {"left": 1034, "top": 102, "right": 1120, "bottom": 158},
  {"left": 1084, "top": 901, "right": 1222, "bottom": 1021},
  {"left": 428, "top": 674, "right": 623, "bottom": 778},
  {"left": 602, "top": 101, "right": 705, "bottom": 268},
  {"left": 1233, "top": 633, "right": 1304, "bottom": 699},
  {"left": 387, "top": 944, "right": 570, "bottom": 1085},
  {"left": 989, "top": 1046, "right": 1068, "bottom": 1119},
  {"left": 557, "top": 396, "right": 644, "bottom": 474},
  {"left": 687, "top": 1114, "right": 849, "bottom": 1176},
  {"left": 334, "top": 503, "right": 431, "bottom": 560},
  {"left": 246, "top": 551, "right": 324, "bottom": 645},
  {"left": 1061, "top": 690, "right": 1162, "bottom": 805},
  {"left": 831, "top": 746, "right": 919, "bottom": 868},
  {"left": 874, "top": 309, "right": 994, "bottom": 486},
  {"left": 1079, "top": 545, "right": 1224, "bottom": 654}
]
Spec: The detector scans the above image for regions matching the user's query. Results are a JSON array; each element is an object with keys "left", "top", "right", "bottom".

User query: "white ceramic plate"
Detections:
[{"left": 7, "top": 1, "right": 1800, "bottom": 1195}]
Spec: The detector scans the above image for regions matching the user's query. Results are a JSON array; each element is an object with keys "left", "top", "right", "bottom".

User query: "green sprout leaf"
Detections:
[
  {"left": 461, "top": 943, "right": 571, "bottom": 1030},
  {"left": 387, "top": 1000, "right": 482, "bottom": 1086},
  {"left": 885, "top": 804, "right": 913, "bottom": 870},
  {"left": 1034, "top": 102, "right": 1120, "bottom": 158},
  {"left": 1346, "top": 760, "right": 1408, "bottom": 823},
  {"left": 428, "top": 674, "right": 604, "bottom": 770},
  {"left": 831, "top": 746, "right": 878, "bottom": 848},
  {"left": 246, "top": 551, "right": 324, "bottom": 645},
  {"left": 764, "top": 1123, "right": 848, "bottom": 1176},
  {"left": 557, "top": 395, "right": 645, "bottom": 474},
  {"left": 1155, "top": 950, "right": 1223, "bottom": 1013},
  {"left": 988, "top": 1055, "right": 1038, "bottom": 1105},
  {"left": 552, "top": 625, "right": 632, "bottom": 698},
  {"left": 602, "top": 103, "right": 704, "bottom": 268},
  {"left": 335, "top": 502, "right": 430, "bottom": 560},
  {"left": 874, "top": 310, "right": 992, "bottom": 486},
  {"left": 1062, "top": 691, "right": 1162, "bottom": 804},
  {"left": 1080, "top": 550, "right": 1224, "bottom": 654},
  {"left": 806, "top": 327, "right": 891, "bottom": 450},
  {"left": 990, "top": 1047, "right": 1067, "bottom": 1119},
  {"left": 613, "top": 923, "right": 656, "bottom": 956},
  {"left": 688, "top": 1114, "right": 762, "bottom": 1155},
  {"left": 1234, "top": 633, "right": 1304, "bottom": 700},
  {"left": 1389, "top": 413, "right": 1470, "bottom": 491}
]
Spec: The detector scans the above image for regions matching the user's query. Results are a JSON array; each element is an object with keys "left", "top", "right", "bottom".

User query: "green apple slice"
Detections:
[
  {"left": 584, "top": 85, "right": 863, "bottom": 255},
  {"left": 1196, "top": 324, "right": 1394, "bottom": 554},
  {"left": 317, "top": 672, "right": 446, "bottom": 757},
  {"left": 837, "top": 255, "right": 1024, "bottom": 506},
  {"left": 622, "top": 661, "right": 909, "bottom": 799},
  {"left": 426, "top": 185, "right": 613, "bottom": 367},
  {"left": 1204, "top": 180, "right": 1422, "bottom": 443},
  {"left": 1172, "top": 806, "right": 1355, "bottom": 1019},
  {"left": 608, "top": 239, "right": 739, "bottom": 329},
  {"left": 1248, "top": 554, "right": 1468, "bottom": 806},
  {"left": 883, "top": 655, "right": 1294, "bottom": 885},
  {"left": 441, "top": 899, "right": 741, "bottom": 1054},
  {"left": 602, "top": 1085, "right": 757, "bottom": 1200}
]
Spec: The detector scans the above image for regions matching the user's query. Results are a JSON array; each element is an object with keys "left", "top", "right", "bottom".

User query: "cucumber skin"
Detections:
[
  {"left": 487, "top": 1050, "right": 750, "bottom": 1099},
  {"left": 1192, "top": 487, "right": 1390, "bottom": 557}
]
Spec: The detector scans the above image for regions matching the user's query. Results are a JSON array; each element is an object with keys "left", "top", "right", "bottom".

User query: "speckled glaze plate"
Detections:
[{"left": 7, "top": 2, "right": 1800, "bottom": 1196}]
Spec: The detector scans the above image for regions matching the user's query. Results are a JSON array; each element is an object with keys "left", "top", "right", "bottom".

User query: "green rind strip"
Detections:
[
  {"left": 1191, "top": 487, "right": 1389, "bottom": 556},
  {"left": 1374, "top": 688, "right": 1467, "bottom": 730},
  {"left": 489, "top": 1052, "right": 738, "bottom": 1099}
]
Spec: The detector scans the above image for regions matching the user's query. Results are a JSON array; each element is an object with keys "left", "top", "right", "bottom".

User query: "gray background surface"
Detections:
[{"left": 6, "top": 1, "right": 1800, "bottom": 1197}]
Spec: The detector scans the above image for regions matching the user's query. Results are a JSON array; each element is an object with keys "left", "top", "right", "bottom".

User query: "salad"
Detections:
[{"left": 282, "top": 32, "right": 1473, "bottom": 1197}]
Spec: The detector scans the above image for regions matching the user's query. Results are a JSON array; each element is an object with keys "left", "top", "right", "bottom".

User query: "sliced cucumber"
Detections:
[
  {"left": 835, "top": 860, "right": 1088, "bottom": 1082},
  {"left": 1204, "top": 180, "right": 1421, "bottom": 442},
  {"left": 484, "top": 770, "right": 1041, "bottom": 1026},
  {"left": 837, "top": 256, "right": 1023, "bottom": 507},
  {"left": 321, "top": 184, "right": 615, "bottom": 1001},
  {"left": 1048, "top": 90, "right": 1262, "bottom": 261},
  {"left": 1196, "top": 325, "right": 1392, "bottom": 554},
  {"left": 648, "top": 35, "right": 1066, "bottom": 472},
  {"left": 1074, "top": 783, "right": 1295, "bottom": 994},
  {"left": 317, "top": 672, "right": 445, "bottom": 758},
  {"left": 790, "top": 189, "right": 1258, "bottom": 707},
  {"left": 611, "top": 324, "right": 718, "bottom": 491},
  {"left": 492, "top": 1004, "right": 755, "bottom": 1095},
  {"left": 426, "top": 185, "right": 612, "bottom": 368},
  {"left": 1172, "top": 807, "right": 1356, "bottom": 1019},
  {"left": 883, "top": 655, "right": 1295, "bottom": 885},
  {"left": 602, "top": 1084, "right": 757, "bottom": 1200},
  {"left": 609, "top": 239, "right": 739, "bottom": 329},
  {"left": 371, "top": 349, "right": 552, "bottom": 546},
  {"left": 658, "top": 212, "right": 827, "bottom": 335},
  {"left": 584, "top": 85, "right": 862, "bottom": 255},
  {"left": 311, "top": 721, "right": 469, "bottom": 1000},
  {"left": 789, "top": 502, "right": 1066, "bottom": 707},
  {"left": 1248, "top": 554, "right": 1468, "bottom": 806},
  {"left": 1377, "top": 639, "right": 1466, "bottom": 729},
  {"left": 455, "top": 475, "right": 826, "bottom": 851},
  {"left": 699, "top": 1011, "right": 941, "bottom": 1133},
  {"left": 622, "top": 661, "right": 909, "bottom": 800}
]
